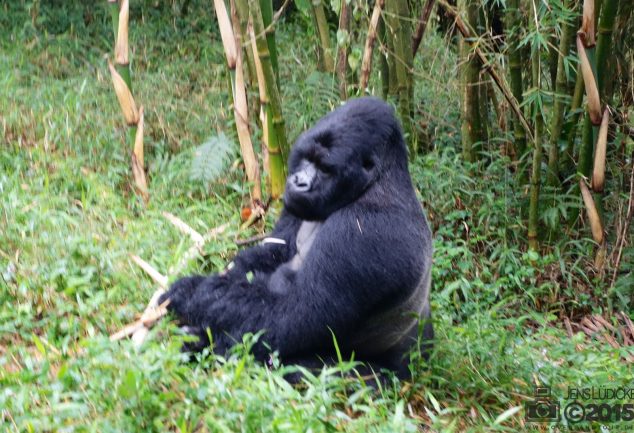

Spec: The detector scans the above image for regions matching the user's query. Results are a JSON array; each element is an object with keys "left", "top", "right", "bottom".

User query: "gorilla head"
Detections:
[
  {"left": 160, "top": 97, "right": 433, "bottom": 380},
  {"left": 284, "top": 98, "right": 408, "bottom": 221}
]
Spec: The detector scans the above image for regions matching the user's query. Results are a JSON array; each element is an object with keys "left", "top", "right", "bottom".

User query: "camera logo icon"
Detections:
[{"left": 526, "top": 387, "right": 560, "bottom": 422}]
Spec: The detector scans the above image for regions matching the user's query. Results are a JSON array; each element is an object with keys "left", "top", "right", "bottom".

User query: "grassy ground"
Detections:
[{"left": 1, "top": 3, "right": 631, "bottom": 432}]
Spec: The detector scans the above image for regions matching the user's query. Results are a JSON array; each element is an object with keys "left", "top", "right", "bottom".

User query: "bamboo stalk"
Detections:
[
  {"left": 230, "top": 0, "right": 263, "bottom": 203},
  {"left": 249, "top": 0, "right": 288, "bottom": 198},
  {"left": 107, "top": 0, "right": 148, "bottom": 203},
  {"left": 594, "top": 0, "right": 618, "bottom": 96},
  {"left": 234, "top": 0, "right": 259, "bottom": 90},
  {"left": 359, "top": 0, "right": 384, "bottom": 91},
  {"left": 212, "top": 0, "right": 263, "bottom": 203},
  {"left": 546, "top": 0, "right": 575, "bottom": 186},
  {"left": 113, "top": 0, "right": 131, "bottom": 91},
  {"left": 132, "top": 107, "right": 148, "bottom": 203},
  {"left": 214, "top": 0, "right": 238, "bottom": 68},
  {"left": 108, "top": 0, "right": 119, "bottom": 44},
  {"left": 528, "top": 40, "right": 544, "bottom": 251},
  {"left": 260, "top": 0, "right": 279, "bottom": 80},
  {"left": 336, "top": 0, "right": 351, "bottom": 99},
  {"left": 311, "top": 0, "right": 335, "bottom": 73},
  {"left": 577, "top": 0, "right": 618, "bottom": 256},
  {"left": 412, "top": 0, "right": 436, "bottom": 57},
  {"left": 562, "top": 69, "right": 584, "bottom": 170},
  {"left": 458, "top": 0, "right": 485, "bottom": 162},
  {"left": 575, "top": 0, "right": 602, "bottom": 180},
  {"left": 505, "top": 0, "right": 527, "bottom": 166},
  {"left": 385, "top": 0, "right": 415, "bottom": 153}
]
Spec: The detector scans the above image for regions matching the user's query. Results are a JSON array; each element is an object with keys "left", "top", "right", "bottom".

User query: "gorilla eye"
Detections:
[
  {"left": 362, "top": 158, "right": 375, "bottom": 171},
  {"left": 319, "top": 162, "right": 335, "bottom": 175},
  {"left": 316, "top": 132, "right": 333, "bottom": 149}
]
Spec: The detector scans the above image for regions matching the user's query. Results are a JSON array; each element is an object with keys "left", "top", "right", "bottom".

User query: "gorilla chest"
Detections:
[
  {"left": 289, "top": 221, "right": 323, "bottom": 271},
  {"left": 267, "top": 221, "right": 322, "bottom": 294}
]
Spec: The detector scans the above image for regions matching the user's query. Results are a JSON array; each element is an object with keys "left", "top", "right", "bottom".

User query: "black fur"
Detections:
[{"left": 160, "top": 97, "right": 433, "bottom": 379}]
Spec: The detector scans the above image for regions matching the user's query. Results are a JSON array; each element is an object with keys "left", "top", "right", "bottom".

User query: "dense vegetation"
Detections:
[{"left": 1, "top": 1, "right": 632, "bottom": 432}]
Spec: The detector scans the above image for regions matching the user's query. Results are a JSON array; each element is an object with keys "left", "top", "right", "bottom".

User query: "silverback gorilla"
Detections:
[{"left": 159, "top": 97, "right": 433, "bottom": 379}]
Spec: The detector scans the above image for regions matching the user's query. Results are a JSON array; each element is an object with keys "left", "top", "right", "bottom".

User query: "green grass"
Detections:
[{"left": 1, "top": 2, "right": 631, "bottom": 432}]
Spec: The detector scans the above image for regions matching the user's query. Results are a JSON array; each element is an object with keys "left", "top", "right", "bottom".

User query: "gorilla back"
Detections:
[{"left": 160, "top": 97, "right": 433, "bottom": 379}]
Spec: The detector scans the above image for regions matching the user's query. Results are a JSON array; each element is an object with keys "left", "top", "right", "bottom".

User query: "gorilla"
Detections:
[{"left": 159, "top": 97, "right": 433, "bottom": 379}]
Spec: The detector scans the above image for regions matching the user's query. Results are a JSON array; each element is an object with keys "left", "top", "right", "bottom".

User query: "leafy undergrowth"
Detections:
[{"left": 1, "top": 2, "right": 631, "bottom": 432}]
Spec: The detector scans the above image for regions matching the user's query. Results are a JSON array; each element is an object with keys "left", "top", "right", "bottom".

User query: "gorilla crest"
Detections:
[{"left": 160, "top": 97, "right": 433, "bottom": 379}]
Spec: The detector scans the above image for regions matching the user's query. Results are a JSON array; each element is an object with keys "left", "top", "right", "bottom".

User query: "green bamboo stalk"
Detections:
[
  {"left": 477, "top": 67, "right": 489, "bottom": 157},
  {"left": 546, "top": 0, "right": 575, "bottom": 186},
  {"left": 578, "top": 0, "right": 618, "bottom": 177},
  {"left": 108, "top": 0, "right": 119, "bottom": 44},
  {"left": 108, "top": 0, "right": 147, "bottom": 201},
  {"left": 594, "top": 0, "right": 618, "bottom": 95},
  {"left": 234, "top": 0, "right": 258, "bottom": 89},
  {"left": 259, "top": 0, "right": 279, "bottom": 81},
  {"left": 579, "top": 113, "right": 596, "bottom": 176},
  {"left": 589, "top": 0, "right": 618, "bottom": 242},
  {"left": 528, "top": 45, "right": 543, "bottom": 251},
  {"left": 562, "top": 69, "right": 584, "bottom": 170},
  {"left": 505, "top": 0, "right": 526, "bottom": 165},
  {"left": 249, "top": 0, "right": 288, "bottom": 198},
  {"left": 311, "top": 0, "right": 335, "bottom": 73},
  {"left": 577, "top": 49, "right": 598, "bottom": 176},
  {"left": 458, "top": 0, "right": 484, "bottom": 162},
  {"left": 385, "top": 0, "right": 415, "bottom": 153}
]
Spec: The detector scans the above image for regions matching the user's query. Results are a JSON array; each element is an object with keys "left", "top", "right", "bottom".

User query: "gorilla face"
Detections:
[{"left": 284, "top": 99, "right": 402, "bottom": 221}]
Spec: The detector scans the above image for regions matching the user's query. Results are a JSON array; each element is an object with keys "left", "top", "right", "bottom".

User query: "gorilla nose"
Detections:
[
  {"left": 291, "top": 173, "right": 311, "bottom": 192},
  {"left": 289, "top": 161, "right": 316, "bottom": 192}
]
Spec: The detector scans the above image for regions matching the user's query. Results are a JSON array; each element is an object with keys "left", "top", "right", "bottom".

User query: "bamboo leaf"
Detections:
[
  {"left": 591, "top": 108, "right": 609, "bottom": 192},
  {"left": 576, "top": 36, "right": 601, "bottom": 125},
  {"left": 579, "top": 178, "right": 604, "bottom": 244},
  {"left": 108, "top": 60, "right": 139, "bottom": 125}
]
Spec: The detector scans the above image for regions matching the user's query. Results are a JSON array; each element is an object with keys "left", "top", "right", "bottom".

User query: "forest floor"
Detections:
[{"left": 1, "top": 3, "right": 631, "bottom": 432}]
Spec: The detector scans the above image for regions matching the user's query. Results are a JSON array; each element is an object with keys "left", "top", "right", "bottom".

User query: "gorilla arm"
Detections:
[
  {"left": 159, "top": 210, "right": 302, "bottom": 325},
  {"left": 171, "top": 210, "right": 423, "bottom": 360}
]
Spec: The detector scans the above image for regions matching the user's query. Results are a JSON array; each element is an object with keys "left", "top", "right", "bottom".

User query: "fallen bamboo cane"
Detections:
[
  {"left": 111, "top": 218, "right": 228, "bottom": 345},
  {"left": 110, "top": 298, "right": 170, "bottom": 341}
]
